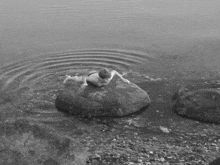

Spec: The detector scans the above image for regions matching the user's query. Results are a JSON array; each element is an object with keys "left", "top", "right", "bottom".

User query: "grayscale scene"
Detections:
[{"left": 0, "top": 0, "right": 220, "bottom": 164}]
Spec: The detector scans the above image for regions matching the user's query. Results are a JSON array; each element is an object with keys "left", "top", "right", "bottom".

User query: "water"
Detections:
[{"left": 1, "top": 0, "right": 220, "bottom": 162}]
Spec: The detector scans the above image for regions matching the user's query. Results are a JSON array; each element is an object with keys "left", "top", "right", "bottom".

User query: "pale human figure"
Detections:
[{"left": 63, "top": 68, "right": 130, "bottom": 87}]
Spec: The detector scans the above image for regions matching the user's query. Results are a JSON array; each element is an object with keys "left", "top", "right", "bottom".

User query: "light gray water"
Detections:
[{"left": 0, "top": 0, "right": 220, "bottom": 154}]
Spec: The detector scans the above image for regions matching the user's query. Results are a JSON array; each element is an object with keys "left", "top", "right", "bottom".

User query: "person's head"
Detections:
[{"left": 98, "top": 68, "right": 111, "bottom": 79}]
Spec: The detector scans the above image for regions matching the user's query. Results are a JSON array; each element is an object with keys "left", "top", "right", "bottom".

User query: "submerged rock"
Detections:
[
  {"left": 209, "top": 157, "right": 220, "bottom": 165},
  {"left": 172, "top": 87, "right": 220, "bottom": 123},
  {"left": 0, "top": 119, "right": 87, "bottom": 165},
  {"left": 55, "top": 76, "right": 150, "bottom": 117}
]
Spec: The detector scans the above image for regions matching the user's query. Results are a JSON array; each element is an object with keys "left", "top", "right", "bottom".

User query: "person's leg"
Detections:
[
  {"left": 110, "top": 70, "right": 130, "bottom": 83},
  {"left": 63, "top": 75, "right": 85, "bottom": 84}
]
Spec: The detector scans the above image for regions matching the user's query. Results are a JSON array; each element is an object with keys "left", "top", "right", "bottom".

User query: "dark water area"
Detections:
[{"left": 1, "top": 0, "right": 220, "bottom": 163}]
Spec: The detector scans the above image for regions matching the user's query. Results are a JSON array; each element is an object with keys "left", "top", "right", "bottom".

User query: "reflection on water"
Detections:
[{"left": 1, "top": 0, "right": 220, "bottom": 67}]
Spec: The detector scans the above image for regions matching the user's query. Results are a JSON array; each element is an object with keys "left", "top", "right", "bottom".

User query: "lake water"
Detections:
[{"left": 0, "top": 0, "right": 220, "bottom": 162}]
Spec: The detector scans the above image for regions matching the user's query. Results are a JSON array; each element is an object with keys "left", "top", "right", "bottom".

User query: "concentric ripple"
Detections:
[{"left": 0, "top": 49, "right": 152, "bottom": 121}]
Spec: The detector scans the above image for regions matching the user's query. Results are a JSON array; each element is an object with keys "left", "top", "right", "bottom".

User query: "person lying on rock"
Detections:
[{"left": 63, "top": 68, "right": 130, "bottom": 87}]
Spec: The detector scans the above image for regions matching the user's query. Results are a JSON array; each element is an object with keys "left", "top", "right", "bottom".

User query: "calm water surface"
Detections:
[{"left": 1, "top": 0, "right": 220, "bottom": 141}]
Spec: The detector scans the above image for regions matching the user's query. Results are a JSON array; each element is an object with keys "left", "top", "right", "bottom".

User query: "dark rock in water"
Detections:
[
  {"left": 0, "top": 119, "right": 87, "bottom": 165},
  {"left": 172, "top": 87, "right": 220, "bottom": 123},
  {"left": 210, "top": 157, "right": 220, "bottom": 165},
  {"left": 56, "top": 76, "right": 151, "bottom": 117}
]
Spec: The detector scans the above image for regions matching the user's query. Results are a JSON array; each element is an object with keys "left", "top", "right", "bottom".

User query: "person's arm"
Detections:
[
  {"left": 110, "top": 70, "right": 130, "bottom": 83},
  {"left": 63, "top": 75, "right": 72, "bottom": 84},
  {"left": 81, "top": 76, "right": 88, "bottom": 86}
]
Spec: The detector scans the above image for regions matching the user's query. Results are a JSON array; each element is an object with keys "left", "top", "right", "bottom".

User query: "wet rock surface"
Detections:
[
  {"left": 55, "top": 76, "right": 151, "bottom": 117},
  {"left": 210, "top": 157, "right": 220, "bottom": 165},
  {"left": 0, "top": 119, "right": 88, "bottom": 165},
  {"left": 172, "top": 86, "right": 220, "bottom": 123}
]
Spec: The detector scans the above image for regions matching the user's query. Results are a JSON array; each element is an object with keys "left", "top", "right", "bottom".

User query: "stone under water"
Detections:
[
  {"left": 55, "top": 76, "right": 151, "bottom": 117},
  {"left": 0, "top": 119, "right": 88, "bottom": 165},
  {"left": 172, "top": 87, "right": 220, "bottom": 124},
  {"left": 209, "top": 157, "right": 220, "bottom": 165}
]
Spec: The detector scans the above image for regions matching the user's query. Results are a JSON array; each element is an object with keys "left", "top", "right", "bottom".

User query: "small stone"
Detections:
[
  {"left": 137, "top": 159, "right": 143, "bottom": 163},
  {"left": 152, "top": 137, "right": 158, "bottom": 140},
  {"left": 159, "top": 157, "right": 165, "bottom": 162},
  {"left": 91, "top": 154, "right": 101, "bottom": 160},
  {"left": 211, "top": 143, "right": 217, "bottom": 146},
  {"left": 128, "top": 162, "right": 135, "bottom": 165},
  {"left": 200, "top": 134, "right": 206, "bottom": 137},
  {"left": 159, "top": 126, "right": 170, "bottom": 133}
]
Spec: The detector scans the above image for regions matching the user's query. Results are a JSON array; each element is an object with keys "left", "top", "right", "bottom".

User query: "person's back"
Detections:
[{"left": 86, "top": 68, "right": 112, "bottom": 87}]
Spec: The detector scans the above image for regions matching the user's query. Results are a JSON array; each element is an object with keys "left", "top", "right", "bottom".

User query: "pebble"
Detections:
[
  {"left": 149, "top": 151, "right": 154, "bottom": 154},
  {"left": 137, "top": 159, "right": 143, "bottom": 163},
  {"left": 159, "top": 157, "right": 165, "bottom": 162},
  {"left": 159, "top": 126, "right": 170, "bottom": 133},
  {"left": 90, "top": 154, "right": 101, "bottom": 160}
]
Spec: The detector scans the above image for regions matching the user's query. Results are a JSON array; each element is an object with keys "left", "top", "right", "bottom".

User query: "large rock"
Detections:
[
  {"left": 172, "top": 87, "right": 220, "bottom": 123},
  {"left": 55, "top": 76, "right": 151, "bottom": 117},
  {"left": 0, "top": 119, "right": 88, "bottom": 165}
]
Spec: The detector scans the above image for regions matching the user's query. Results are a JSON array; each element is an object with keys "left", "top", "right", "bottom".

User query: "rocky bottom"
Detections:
[
  {"left": 0, "top": 78, "right": 220, "bottom": 165},
  {"left": 75, "top": 118, "right": 219, "bottom": 165}
]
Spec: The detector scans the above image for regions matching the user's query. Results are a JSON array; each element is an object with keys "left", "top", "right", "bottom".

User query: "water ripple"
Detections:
[{"left": 0, "top": 49, "right": 153, "bottom": 119}]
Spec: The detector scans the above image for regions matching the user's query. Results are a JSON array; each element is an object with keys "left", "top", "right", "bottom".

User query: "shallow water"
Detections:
[{"left": 1, "top": 0, "right": 220, "bottom": 162}]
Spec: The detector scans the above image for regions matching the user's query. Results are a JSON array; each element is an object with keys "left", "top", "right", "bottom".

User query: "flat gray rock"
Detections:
[
  {"left": 56, "top": 76, "right": 151, "bottom": 117},
  {"left": 172, "top": 87, "right": 220, "bottom": 123},
  {"left": 0, "top": 119, "right": 88, "bottom": 165}
]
